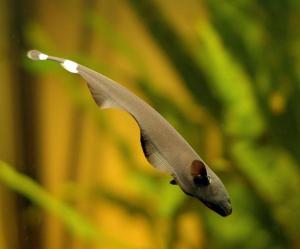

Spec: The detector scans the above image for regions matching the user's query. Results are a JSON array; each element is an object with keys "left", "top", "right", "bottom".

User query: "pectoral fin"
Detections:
[
  {"left": 191, "top": 160, "right": 210, "bottom": 186},
  {"left": 191, "top": 160, "right": 207, "bottom": 177},
  {"left": 169, "top": 179, "right": 177, "bottom": 185}
]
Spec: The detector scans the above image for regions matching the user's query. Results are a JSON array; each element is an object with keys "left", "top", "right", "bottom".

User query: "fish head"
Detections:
[{"left": 188, "top": 160, "right": 232, "bottom": 217}]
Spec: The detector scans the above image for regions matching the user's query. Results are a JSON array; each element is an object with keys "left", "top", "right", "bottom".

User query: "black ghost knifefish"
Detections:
[{"left": 27, "top": 50, "right": 232, "bottom": 217}]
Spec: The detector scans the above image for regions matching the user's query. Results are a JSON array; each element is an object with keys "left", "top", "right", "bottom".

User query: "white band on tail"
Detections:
[{"left": 61, "top": 60, "right": 78, "bottom": 73}]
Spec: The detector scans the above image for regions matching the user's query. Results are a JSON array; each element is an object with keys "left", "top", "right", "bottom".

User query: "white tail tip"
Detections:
[
  {"left": 27, "top": 50, "right": 79, "bottom": 74},
  {"left": 27, "top": 50, "right": 48, "bottom": 61}
]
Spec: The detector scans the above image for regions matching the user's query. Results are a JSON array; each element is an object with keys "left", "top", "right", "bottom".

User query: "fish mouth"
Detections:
[{"left": 201, "top": 199, "right": 232, "bottom": 217}]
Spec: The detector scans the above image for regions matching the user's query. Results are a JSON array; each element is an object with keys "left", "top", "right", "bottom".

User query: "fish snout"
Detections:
[
  {"left": 201, "top": 199, "right": 232, "bottom": 217},
  {"left": 220, "top": 199, "right": 232, "bottom": 216}
]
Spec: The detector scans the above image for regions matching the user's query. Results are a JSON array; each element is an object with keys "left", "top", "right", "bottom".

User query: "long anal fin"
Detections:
[
  {"left": 27, "top": 50, "right": 173, "bottom": 175},
  {"left": 140, "top": 131, "right": 172, "bottom": 173}
]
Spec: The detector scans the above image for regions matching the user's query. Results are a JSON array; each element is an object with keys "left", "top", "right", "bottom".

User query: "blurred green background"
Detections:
[{"left": 1, "top": 0, "right": 300, "bottom": 249}]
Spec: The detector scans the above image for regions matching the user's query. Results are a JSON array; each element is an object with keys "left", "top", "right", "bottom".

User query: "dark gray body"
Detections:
[
  {"left": 81, "top": 66, "right": 197, "bottom": 186},
  {"left": 27, "top": 50, "right": 232, "bottom": 216}
]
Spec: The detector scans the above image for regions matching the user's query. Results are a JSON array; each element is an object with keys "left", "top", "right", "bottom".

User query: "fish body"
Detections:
[{"left": 27, "top": 50, "right": 232, "bottom": 216}]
